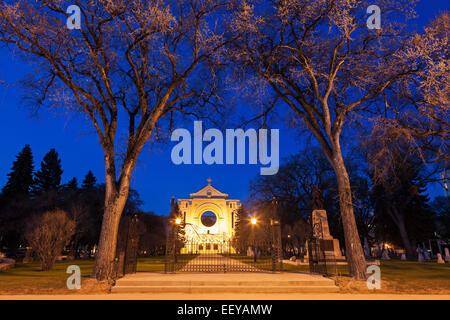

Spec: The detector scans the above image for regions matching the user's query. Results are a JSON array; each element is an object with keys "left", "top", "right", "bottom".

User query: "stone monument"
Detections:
[
  {"left": 381, "top": 249, "right": 390, "bottom": 260},
  {"left": 444, "top": 248, "right": 450, "bottom": 262},
  {"left": 418, "top": 253, "right": 424, "bottom": 262},
  {"left": 417, "top": 247, "right": 424, "bottom": 262},
  {"left": 437, "top": 253, "right": 445, "bottom": 264},
  {"left": 311, "top": 209, "right": 345, "bottom": 261},
  {"left": 82, "top": 244, "right": 90, "bottom": 259},
  {"left": 363, "top": 237, "right": 371, "bottom": 258},
  {"left": 246, "top": 246, "right": 254, "bottom": 257},
  {"left": 22, "top": 249, "right": 33, "bottom": 264},
  {"left": 401, "top": 253, "right": 407, "bottom": 260}
]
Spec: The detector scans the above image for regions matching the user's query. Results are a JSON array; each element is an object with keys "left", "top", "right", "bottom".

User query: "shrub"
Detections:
[{"left": 26, "top": 209, "right": 76, "bottom": 271}]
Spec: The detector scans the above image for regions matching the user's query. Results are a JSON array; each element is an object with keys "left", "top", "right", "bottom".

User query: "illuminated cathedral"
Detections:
[{"left": 177, "top": 178, "right": 240, "bottom": 253}]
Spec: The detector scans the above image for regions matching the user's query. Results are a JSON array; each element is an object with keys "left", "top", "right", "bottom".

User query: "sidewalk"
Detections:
[
  {"left": 1, "top": 292, "right": 450, "bottom": 300},
  {"left": 179, "top": 254, "right": 261, "bottom": 272}
]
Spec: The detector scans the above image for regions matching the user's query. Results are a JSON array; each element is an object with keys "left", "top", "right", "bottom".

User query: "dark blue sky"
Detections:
[{"left": 0, "top": 0, "right": 447, "bottom": 215}]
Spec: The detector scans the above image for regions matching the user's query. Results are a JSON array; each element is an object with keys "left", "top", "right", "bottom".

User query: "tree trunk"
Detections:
[
  {"left": 92, "top": 190, "right": 129, "bottom": 280},
  {"left": 396, "top": 215, "right": 415, "bottom": 260},
  {"left": 331, "top": 151, "right": 367, "bottom": 279},
  {"left": 92, "top": 156, "right": 131, "bottom": 280}
]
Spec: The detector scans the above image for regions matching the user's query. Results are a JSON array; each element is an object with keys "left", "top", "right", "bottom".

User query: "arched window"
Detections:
[{"left": 201, "top": 211, "right": 217, "bottom": 227}]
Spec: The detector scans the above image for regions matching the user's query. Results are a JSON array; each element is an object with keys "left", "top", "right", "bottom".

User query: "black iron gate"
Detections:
[
  {"left": 169, "top": 239, "right": 275, "bottom": 272},
  {"left": 307, "top": 216, "right": 337, "bottom": 275},
  {"left": 165, "top": 198, "right": 282, "bottom": 273},
  {"left": 114, "top": 214, "right": 140, "bottom": 278}
]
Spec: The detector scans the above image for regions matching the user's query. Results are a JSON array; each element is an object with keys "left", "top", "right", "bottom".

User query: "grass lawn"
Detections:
[
  {"left": 282, "top": 262, "right": 349, "bottom": 275},
  {"left": 1, "top": 257, "right": 449, "bottom": 295},
  {"left": 376, "top": 260, "right": 450, "bottom": 294},
  {"left": 137, "top": 256, "right": 166, "bottom": 272},
  {"left": 134, "top": 255, "right": 198, "bottom": 272},
  {"left": 282, "top": 259, "right": 450, "bottom": 294},
  {"left": 231, "top": 255, "right": 274, "bottom": 271},
  {"left": 0, "top": 259, "right": 96, "bottom": 294},
  {"left": 0, "top": 255, "right": 191, "bottom": 294}
]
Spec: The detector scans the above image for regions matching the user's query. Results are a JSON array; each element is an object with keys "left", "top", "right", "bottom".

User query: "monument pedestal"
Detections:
[{"left": 311, "top": 210, "right": 346, "bottom": 262}]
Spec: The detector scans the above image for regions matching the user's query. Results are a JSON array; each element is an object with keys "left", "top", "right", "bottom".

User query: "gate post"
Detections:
[
  {"left": 115, "top": 214, "right": 141, "bottom": 278},
  {"left": 308, "top": 214, "right": 328, "bottom": 275},
  {"left": 165, "top": 222, "right": 176, "bottom": 273},
  {"left": 124, "top": 214, "right": 139, "bottom": 275},
  {"left": 270, "top": 197, "right": 282, "bottom": 273}
]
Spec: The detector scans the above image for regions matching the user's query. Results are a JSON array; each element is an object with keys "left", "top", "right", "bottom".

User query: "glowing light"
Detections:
[
  {"left": 251, "top": 217, "right": 257, "bottom": 225},
  {"left": 175, "top": 218, "right": 182, "bottom": 225}
]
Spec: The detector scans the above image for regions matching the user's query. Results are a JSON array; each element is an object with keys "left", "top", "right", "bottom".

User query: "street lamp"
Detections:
[
  {"left": 174, "top": 218, "right": 182, "bottom": 264},
  {"left": 250, "top": 217, "right": 257, "bottom": 262}
]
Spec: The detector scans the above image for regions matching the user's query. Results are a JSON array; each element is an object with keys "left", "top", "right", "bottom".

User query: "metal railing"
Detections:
[{"left": 170, "top": 240, "right": 276, "bottom": 273}]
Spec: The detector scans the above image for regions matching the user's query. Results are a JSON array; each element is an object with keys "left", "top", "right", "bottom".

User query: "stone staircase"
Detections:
[{"left": 111, "top": 272, "right": 339, "bottom": 294}]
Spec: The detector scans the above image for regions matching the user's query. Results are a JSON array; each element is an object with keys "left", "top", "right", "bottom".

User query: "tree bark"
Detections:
[
  {"left": 92, "top": 153, "right": 132, "bottom": 280},
  {"left": 331, "top": 151, "right": 367, "bottom": 279},
  {"left": 91, "top": 191, "right": 128, "bottom": 280},
  {"left": 396, "top": 214, "right": 415, "bottom": 260}
]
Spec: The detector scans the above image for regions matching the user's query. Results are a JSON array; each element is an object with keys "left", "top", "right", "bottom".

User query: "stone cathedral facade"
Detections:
[{"left": 177, "top": 178, "right": 241, "bottom": 253}]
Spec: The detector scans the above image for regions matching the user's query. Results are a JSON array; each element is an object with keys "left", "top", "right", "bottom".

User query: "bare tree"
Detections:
[
  {"left": 26, "top": 209, "right": 76, "bottom": 271},
  {"left": 228, "top": 0, "right": 421, "bottom": 278},
  {"left": 0, "top": 0, "right": 229, "bottom": 279},
  {"left": 402, "top": 12, "right": 449, "bottom": 139},
  {"left": 365, "top": 123, "right": 439, "bottom": 259},
  {"left": 249, "top": 148, "right": 335, "bottom": 216},
  {"left": 379, "top": 12, "right": 449, "bottom": 163}
]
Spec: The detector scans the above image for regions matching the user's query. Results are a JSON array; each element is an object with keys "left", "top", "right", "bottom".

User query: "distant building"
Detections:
[{"left": 177, "top": 178, "right": 241, "bottom": 253}]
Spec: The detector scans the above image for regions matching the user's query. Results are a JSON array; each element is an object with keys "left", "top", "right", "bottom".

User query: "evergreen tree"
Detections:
[
  {"left": 78, "top": 172, "right": 104, "bottom": 246},
  {"left": 431, "top": 196, "right": 450, "bottom": 239},
  {"left": 81, "top": 170, "right": 97, "bottom": 190},
  {"left": 65, "top": 177, "right": 78, "bottom": 191},
  {"left": 1, "top": 144, "right": 34, "bottom": 198},
  {"left": 0, "top": 145, "right": 35, "bottom": 249},
  {"left": 61, "top": 177, "right": 79, "bottom": 203},
  {"left": 371, "top": 152, "right": 435, "bottom": 259},
  {"left": 169, "top": 197, "right": 185, "bottom": 245},
  {"left": 32, "top": 148, "right": 63, "bottom": 195},
  {"left": 232, "top": 206, "right": 248, "bottom": 253}
]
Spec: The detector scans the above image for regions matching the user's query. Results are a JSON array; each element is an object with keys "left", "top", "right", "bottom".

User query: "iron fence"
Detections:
[
  {"left": 114, "top": 215, "right": 140, "bottom": 278},
  {"left": 165, "top": 197, "right": 283, "bottom": 273},
  {"left": 307, "top": 219, "right": 337, "bottom": 276},
  {"left": 170, "top": 240, "right": 276, "bottom": 272}
]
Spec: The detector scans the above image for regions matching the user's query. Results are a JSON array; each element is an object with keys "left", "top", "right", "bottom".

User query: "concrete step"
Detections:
[
  {"left": 114, "top": 280, "right": 334, "bottom": 287},
  {"left": 111, "top": 272, "right": 340, "bottom": 294},
  {"left": 111, "top": 285, "right": 340, "bottom": 294}
]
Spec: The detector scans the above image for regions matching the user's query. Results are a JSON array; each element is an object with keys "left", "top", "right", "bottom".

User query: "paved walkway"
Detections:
[
  {"left": 114, "top": 271, "right": 330, "bottom": 282},
  {"left": 2, "top": 293, "right": 450, "bottom": 300},
  {"left": 179, "top": 254, "right": 261, "bottom": 272},
  {"left": 1, "top": 271, "right": 449, "bottom": 300},
  {"left": 110, "top": 271, "right": 340, "bottom": 294}
]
